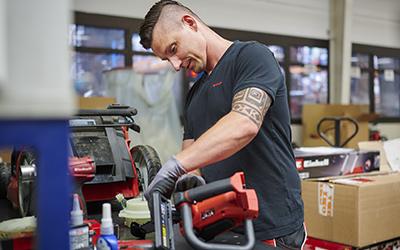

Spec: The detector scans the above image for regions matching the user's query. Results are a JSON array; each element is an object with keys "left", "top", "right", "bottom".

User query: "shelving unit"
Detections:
[{"left": 0, "top": 120, "right": 71, "bottom": 249}]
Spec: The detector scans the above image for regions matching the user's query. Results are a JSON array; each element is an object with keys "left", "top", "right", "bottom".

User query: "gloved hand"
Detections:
[
  {"left": 175, "top": 173, "right": 206, "bottom": 192},
  {"left": 144, "top": 155, "right": 186, "bottom": 217}
]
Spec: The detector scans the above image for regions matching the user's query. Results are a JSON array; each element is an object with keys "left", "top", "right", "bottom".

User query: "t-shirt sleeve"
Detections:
[
  {"left": 183, "top": 113, "right": 193, "bottom": 140},
  {"left": 232, "top": 42, "right": 284, "bottom": 105}
]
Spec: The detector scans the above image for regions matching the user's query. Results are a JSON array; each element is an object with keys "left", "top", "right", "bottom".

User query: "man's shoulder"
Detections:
[
  {"left": 231, "top": 40, "right": 269, "bottom": 56},
  {"left": 231, "top": 40, "right": 256, "bottom": 50}
]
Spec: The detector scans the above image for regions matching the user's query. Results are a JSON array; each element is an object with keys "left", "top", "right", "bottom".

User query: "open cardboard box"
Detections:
[
  {"left": 302, "top": 171, "right": 400, "bottom": 247},
  {"left": 302, "top": 104, "right": 380, "bottom": 148}
]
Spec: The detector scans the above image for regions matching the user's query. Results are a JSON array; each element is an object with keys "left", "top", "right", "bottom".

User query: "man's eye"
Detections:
[{"left": 171, "top": 45, "right": 176, "bottom": 53}]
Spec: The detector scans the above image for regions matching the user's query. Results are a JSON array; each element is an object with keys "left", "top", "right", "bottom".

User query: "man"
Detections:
[{"left": 139, "top": 1, "right": 306, "bottom": 248}]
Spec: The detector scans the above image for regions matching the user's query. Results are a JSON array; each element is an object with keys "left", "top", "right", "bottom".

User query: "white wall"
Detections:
[
  {"left": 73, "top": 0, "right": 400, "bottom": 48},
  {"left": 72, "top": 0, "right": 400, "bottom": 145},
  {"left": 0, "top": 0, "right": 75, "bottom": 119}
]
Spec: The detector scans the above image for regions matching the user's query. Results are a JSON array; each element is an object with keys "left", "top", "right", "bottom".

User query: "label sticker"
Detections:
[
  {"left": 69, "top": 119, "right": 96, "bottom": 126},
  {"left": 295, "top": 159, "right": 303, "bottom": 170},
  {"left": 318, "top": 183, "right": 334, "bottom": 217},
  {"left": 384, "top": 69, "right": 395, "bottom": 82}
]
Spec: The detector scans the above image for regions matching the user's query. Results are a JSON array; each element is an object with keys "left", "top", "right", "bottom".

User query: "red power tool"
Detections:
[{"left": 131, "top": 171, "right": 259, "bottom": 250}]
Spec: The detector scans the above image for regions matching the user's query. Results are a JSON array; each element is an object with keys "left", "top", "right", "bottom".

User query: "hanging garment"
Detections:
[{"left": 103, "top": 68, "right": 183, "bottom": 164}]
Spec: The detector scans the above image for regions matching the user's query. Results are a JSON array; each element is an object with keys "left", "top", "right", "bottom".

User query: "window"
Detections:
[
  {"left": 72, "top": 12, "right": 331, "bottom": 124},
  {"left": 288, "top": 46, "right": 328, "bottom": 119},
  {"left": 351, "top": 45, "right": 400, "bottom": 122}
]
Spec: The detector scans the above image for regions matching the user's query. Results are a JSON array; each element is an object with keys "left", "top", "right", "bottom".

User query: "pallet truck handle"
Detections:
[
  {"left": 180, "top": 204, "right": 256, "bottom": 250},
  {"left": 317, "top": 117, "right": 359, "bottom": 147}
]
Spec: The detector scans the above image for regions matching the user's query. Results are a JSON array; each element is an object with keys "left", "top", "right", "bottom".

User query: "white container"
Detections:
[{"left": 118, "top": 197, "right": 151, "bottom": 227}]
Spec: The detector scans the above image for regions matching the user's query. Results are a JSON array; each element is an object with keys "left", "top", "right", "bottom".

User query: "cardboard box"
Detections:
[
  {"left": 0, "top": 146, "right": 13, "bottom": 163},
  {"left": 302, "top": 171, "right": 400, "bottom": 247},
  {"left": 305, "top": 236, "right": 400, "bottom": 250},
  {"left": 302, "top": 104, "right": 380, "bottom": 148},
  {"left": 77, "top": 96, "right": 116, "bottom": 109},
  {"left": 294, "top": 147, "right": 380, "bottom": 179}
]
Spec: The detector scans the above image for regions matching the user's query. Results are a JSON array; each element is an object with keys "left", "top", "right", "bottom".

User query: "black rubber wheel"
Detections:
[
  {"left": 130, "top": 145, "right": 162, "bottom": 194},
  {"left": 0, "top": 162, "right": 12, "bottom": 199},
  {"left": 17, "top": 149, "right": 37, "bottom": 217}
]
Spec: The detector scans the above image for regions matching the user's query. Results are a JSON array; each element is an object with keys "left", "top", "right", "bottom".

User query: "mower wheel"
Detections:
[
  {"left": 130, "top": 145, "right": 162, "bottom": 193},
  {"left": 0, "top": 162, "right": 12, "bottom": 199},
  {"left": 17, "top": 149, "right": 37, "bottom": 217}
]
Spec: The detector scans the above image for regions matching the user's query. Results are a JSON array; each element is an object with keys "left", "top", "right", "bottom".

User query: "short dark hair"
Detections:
[{"left": 139, "top": 0, "right": 196, "bottom": 49}]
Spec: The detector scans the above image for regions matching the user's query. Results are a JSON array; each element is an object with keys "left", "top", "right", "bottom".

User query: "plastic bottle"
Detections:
[
  {"left": 69, "top": 194, "right": 90, "bottom": 250},
  {"left": 96, "top": 203, "right": 118, "bottom": 250}
]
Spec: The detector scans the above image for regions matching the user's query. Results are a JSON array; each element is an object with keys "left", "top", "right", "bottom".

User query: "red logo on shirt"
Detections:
[{"left": 213, "top": 81, "right": 222, "bottom": 87}]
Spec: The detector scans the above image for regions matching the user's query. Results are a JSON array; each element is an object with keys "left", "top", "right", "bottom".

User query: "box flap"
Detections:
[
  {"left": 355, "top": 113, "right": 380, "bottom": 122},
  {"left": 302, "top": 171, "right": 399, "bottom": 186}
]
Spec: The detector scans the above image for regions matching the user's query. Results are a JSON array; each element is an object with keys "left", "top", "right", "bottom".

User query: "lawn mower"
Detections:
[{"left": 0, "top": 103, "right": 162, "bottom": 218}]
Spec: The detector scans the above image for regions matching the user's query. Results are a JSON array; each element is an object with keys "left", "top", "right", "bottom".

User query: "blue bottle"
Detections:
[{"left": 96, "top": 203, "right": 118, "bottom": 250}]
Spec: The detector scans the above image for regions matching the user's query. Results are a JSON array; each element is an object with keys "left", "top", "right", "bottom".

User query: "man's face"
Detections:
[{"left": 151, "top": 18, "right": 207, "bottom": 74}]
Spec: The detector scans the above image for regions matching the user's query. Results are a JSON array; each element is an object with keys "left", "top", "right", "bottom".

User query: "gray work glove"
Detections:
[
  {"left": 175, "top": 173, "right": 206, "bottom": 193},
  {"left": 144, "top": 155, "right": 186, "bottom": 217}
]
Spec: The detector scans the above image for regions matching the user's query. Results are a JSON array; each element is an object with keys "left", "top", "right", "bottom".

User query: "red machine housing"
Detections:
[{"left": 176, "top": 172, "right": 259, "bottom": 241}]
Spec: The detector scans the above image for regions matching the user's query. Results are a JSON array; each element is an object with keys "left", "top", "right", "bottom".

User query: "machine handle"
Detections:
[
  {"left": 174, "top": 172, "right": 246, "bottom": 207},
  {"left": 317, "top": 117, "right": 359, "bottom": 147},
  {"left": 180, "top": 204, "right": 255, "bottom": 250},
  {"left": 75, "top": 108, "right": 137, "bottom": 116}
]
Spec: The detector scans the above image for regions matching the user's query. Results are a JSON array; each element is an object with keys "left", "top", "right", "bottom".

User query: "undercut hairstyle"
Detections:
[{"left": 139, "top": 0, "right": 202, "bottom": 49}]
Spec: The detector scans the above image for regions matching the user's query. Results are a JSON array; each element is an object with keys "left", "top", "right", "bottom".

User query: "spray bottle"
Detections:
[
  {"left": 96, "top": 203, "right": 118, "bottom": 250},
  {"left": 69, "top": 194, "right": 90, "bottom": 250}
]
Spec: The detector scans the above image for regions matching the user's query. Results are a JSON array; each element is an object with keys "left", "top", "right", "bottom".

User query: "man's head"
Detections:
[
  {"left": 139, "top": 0, "right": 200, "bottom": 49},
  {"left": 139, "top": 1, "right": 208, "bottom": 73}
]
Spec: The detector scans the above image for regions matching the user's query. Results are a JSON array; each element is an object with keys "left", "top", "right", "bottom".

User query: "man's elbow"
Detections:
[{"left": 242, "top": 118, "right": 260, "bottom": 141}]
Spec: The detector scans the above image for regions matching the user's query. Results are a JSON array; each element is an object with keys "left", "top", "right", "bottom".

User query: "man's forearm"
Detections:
[{"left": 176, "top": 111, "right": 258, "bottom": 172}]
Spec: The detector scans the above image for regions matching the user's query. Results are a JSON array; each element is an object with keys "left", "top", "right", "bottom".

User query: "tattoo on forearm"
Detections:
[{"left": 232, "top": 88, "right": 272, "bottom": 128}]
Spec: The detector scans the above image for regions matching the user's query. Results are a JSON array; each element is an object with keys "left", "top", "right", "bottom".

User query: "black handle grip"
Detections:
[
  {"left": 174, "top": 178, "right": 234, "bottom": 207},
  {"left": 75, "top": 108, "right": 137, "bottom": 117}
]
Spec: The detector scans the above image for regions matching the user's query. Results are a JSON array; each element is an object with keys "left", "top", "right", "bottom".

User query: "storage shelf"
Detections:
[{"left": 0, "top": 120, "right": 71, "bottom": 250}]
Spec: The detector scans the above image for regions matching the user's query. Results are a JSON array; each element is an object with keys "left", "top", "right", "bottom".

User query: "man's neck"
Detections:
[{"left": 204, "top": 30, "right": 234, "bottom": 75}]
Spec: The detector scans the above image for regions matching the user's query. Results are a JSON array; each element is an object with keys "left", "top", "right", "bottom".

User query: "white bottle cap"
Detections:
[
  {"left": 100, "top": 203, "right": 114, "bottom": 235},
  {"left": 71, "top": 194, "right": 83, "bottom": 226}
]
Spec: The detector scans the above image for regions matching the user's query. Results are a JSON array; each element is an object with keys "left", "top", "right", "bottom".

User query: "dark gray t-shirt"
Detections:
[{"left": 183, "top": 41, "right": 304, "bottom": 240}]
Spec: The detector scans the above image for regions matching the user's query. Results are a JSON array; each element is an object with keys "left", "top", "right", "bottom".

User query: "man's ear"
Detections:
[{"left": 182, "top": 14, "right": 198, "bottom": 31}]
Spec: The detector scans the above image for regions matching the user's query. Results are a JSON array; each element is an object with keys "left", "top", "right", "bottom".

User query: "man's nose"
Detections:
[{"left": 169, "top": 57, "right": 182, "bottom": 71}]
